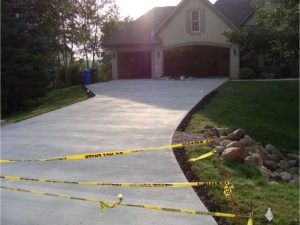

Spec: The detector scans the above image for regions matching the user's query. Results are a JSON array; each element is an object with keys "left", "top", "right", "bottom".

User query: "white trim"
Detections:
[
  {"left": 191, "top": 10, "right": 201, "bottom": 33},
  {"left": 163, "top": 42, "right": 231, "bottom": 49}
]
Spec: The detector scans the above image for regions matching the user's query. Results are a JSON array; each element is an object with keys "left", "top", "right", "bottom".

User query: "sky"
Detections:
[{"left": 116, "top": 0, "right": 217, "bottom": 19}]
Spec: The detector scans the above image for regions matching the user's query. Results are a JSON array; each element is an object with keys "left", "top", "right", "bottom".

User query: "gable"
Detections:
[
  {"left": 158, "top": 0, "right": 236, "bottom": 48},
  {"left": 103, "top": 7, "right": 175, "bottom": 46},
  {"left": 214, "top": 0, "right": 254, "bottom": 27}
]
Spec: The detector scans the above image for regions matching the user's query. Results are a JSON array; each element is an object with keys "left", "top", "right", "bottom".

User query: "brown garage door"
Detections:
[
  {"left": 164, "top": 46, "right": 229, "bottom": 77},
  {"left": 118, "top": 52, "right": 151, "bottom": 79}
]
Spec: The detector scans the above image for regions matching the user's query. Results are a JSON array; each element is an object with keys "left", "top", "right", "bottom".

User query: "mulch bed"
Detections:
[{"left": 172, "top": 91, "right": 229, "bottom": 225}]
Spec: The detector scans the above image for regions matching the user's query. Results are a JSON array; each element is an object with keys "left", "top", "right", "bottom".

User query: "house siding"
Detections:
[
  {"left": 158, "top": 0, "right": 239, "bottom": 78},
  {"left": 158, "top": 0, "right": 232, "bottom": 48}
]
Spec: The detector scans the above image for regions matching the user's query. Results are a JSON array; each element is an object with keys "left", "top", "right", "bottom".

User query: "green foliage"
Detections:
[
  {"left": 3, "top": 86, "right": 88, "bottom": 123},
  {"left": 1, "top": 0, "right": 52, "bottom": 114},
  {"left": 58, "top": 64, "right": 81, "bottom": 87},
  {"left": 239, "top": 68, "right": 256, "bottom": 79},
  {"left": 1, "top": 0, "right": 121, "bottom": 114},
  {"left": 99, "top": 17, "right": 133, "bottom": 80},
  {"left": 77, "top": 0, "right": 120, "bottom": 69},
  {"left": 223, "top": 0, "right": 299, "bottom": 76},
  {"left": 255, "top": 0, "right": 299, "bottom": 69},
  {"left": 187, "top": 81, "right": 299, "bottom": 152}
]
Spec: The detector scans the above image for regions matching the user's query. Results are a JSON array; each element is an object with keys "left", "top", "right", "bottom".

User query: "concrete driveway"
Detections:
[{"left": 1, "top": 79, "right": 226, "bottom": 225}]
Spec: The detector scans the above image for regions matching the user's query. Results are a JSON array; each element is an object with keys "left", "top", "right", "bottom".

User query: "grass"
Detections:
[
  {"left": 3, "top": 85, "right": 89, "bottom": 123},
  {"left": 187, "top": 81, "right": 299, "bottom": 153},
  {"left": 186, "top": 81, "right": 299, "bottom": 225},
  {"left": 188, "top": 152, "right": 299, "bottom": 225}
]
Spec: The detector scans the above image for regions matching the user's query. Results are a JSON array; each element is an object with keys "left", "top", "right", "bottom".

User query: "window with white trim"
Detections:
[{"left": 191, "top": 10, "right": 200, "bottom": 32}]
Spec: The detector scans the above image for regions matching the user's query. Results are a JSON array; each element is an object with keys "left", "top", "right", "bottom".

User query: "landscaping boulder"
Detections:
[
  {"left": 269, "top": 153, "right": 282, "bottom": 162},
  {"left": 216, "top": 128, "right": 232, "bottom": 136},
  {"left": 288, "top": 167, "right": 299, "bottom": 175},
  {"left": 279, "top": 172, "right": 292, "bottom": 182},
  {"left": 278, "top": 160, "right": 289, "bottom": 170},
  {"left": 216, "top": 146, "right": 225, "bottom": 154},
  {"left": 244, "top": 146, "right": 256, "bottom": 156},
  {"left": 194, "top": 126, "right": 298, "bottom": 183},
  {"left": 221, "top": 147, "right": 245, "bottom": 161},
  {"left": 263, "top": 160, "right": 279, "bottom": 171},
  {"left": 259, "top": 166, "right": 272, "bottom": 179},
  {"left": 239, "top": 135, "right": 254, "bottom": 147},
  {"left": 220, "top": 140, "right": 231, "bottom": 147},
  {"left": 226, "top": 141, "right": 242, "bottom": 148},
  {"left": 287, "top": 154, "right": 299, "bottom": 162},
  {"left": 226, "top": 129, "right": 245, "bottom": 141},
  {"left": 275, "top": 168, "right": 285, "bottom": 173},
  {"left": 245, "top": 153, "right": 263, "bottom": 166},
  {"left": 288, "top": 160, "right": 297, "bottom": 167},
  {"left": 210, "top": 128, "right": 220, "bottom": 137},
  {"left": 201, "top": 131, "right": 217, "bottom": 139},
  {"left": 265, "top": 144, "right": 284, "bottom": 159},
  {"left": 254, "top": 145, "right": 268, "bottom": 160},
  {"left": 212, "top": 137, "right": 221, "bottom": 145},
  {"left": 260, "top": 166, "right": 280, "bottom": 179}
]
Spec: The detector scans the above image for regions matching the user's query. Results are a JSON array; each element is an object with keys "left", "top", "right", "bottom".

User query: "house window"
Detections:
[{"left": 191, "top": 10, "right": 200, "bottom": 32}]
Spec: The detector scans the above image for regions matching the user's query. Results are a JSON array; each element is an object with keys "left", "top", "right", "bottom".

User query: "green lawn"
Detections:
[
  {"left": 3, "top": 85, "right": 89, "bottom": 123},
  {"left": 186, "top": 81, "right": 299, "bottom": 225},
  {"left": 187, "top": 81, "right": 299, "bottom": 153}
]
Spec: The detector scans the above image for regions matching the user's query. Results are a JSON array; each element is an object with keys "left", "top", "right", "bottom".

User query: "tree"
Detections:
[
  {"left": 1, "top": 0, "right": 122, "bottom": 114},
  {"left": 1, "top": 0, "right": 53, "bottom": 114},
  {"left": 223, "top": 0, "right": 299, "bottom": 76},
  {"left": 99, "top": 16, "right": 133, "bottom": 80},
  {"left": 77, "top": 0, "right": 119, "bottom": 69}
]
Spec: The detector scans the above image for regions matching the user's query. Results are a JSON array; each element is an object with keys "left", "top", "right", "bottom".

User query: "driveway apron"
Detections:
[{"left": 1, "top": 79, "right": 226, "bottom": 225}]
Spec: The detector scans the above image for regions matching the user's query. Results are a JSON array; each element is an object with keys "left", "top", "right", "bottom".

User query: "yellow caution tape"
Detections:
[
  {"left": 188, "top": 149, "right": 217, "bottom": 162},
  {"left": 247, "top": 216, "right": 253, "bottom": 225},
  {"left": 224, "top": 181, "right": 234, "bottom": 197},
  {"left": 0, "top": 139, "right": 213, "bottom": 163},
  {"left": 1, "top": 185, "right": 249, "bottom": 219},
  {"left": 0, "top": 175, "right": 223, "bottom": 188},
  {"left": 121, "top": 203, "right": 238, "bottom": 218},
  {"left": 1, "top": 185, "right": 123, "bottom": 211}
]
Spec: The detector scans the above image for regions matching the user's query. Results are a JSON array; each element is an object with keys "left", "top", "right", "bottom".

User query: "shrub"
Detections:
[{"left": 239, "top": 67, "right": 256, "bottom": 79}]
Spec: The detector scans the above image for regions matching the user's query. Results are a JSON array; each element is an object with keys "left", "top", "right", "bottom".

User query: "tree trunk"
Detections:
[
  {"left": 56, "top": 48, "right": 61, "bottom": 88},
  {"left": 84, "top": 43, "right": 89, "bottom": 69}
]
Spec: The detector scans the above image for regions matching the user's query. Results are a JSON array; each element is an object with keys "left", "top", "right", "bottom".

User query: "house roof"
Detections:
[
  {"left": 104, "top": 0, "right": 252, "bottom": 47},
  {"left": 103, "top": 6, "right": 176, "bottom": 46},
  {"left": 214, "top": 0, "right": 255, "bottom": 27}
]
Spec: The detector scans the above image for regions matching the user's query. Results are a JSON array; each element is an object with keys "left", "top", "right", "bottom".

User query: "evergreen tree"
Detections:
[{"left": 1, "top": 0, "right": 52, "bottom": 114}]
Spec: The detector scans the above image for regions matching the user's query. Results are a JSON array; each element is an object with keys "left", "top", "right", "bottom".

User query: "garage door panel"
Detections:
[
  {"left": 164, "top": 46, "right": 229, "bottom": 77},
  {"left": 118, "top": 52, "right": 151, "bottom": 79}
]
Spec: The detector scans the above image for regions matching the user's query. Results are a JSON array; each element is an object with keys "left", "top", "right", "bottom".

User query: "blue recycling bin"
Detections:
[{"left": 80, "top": 70, "right": 91, "bottom": 85}]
